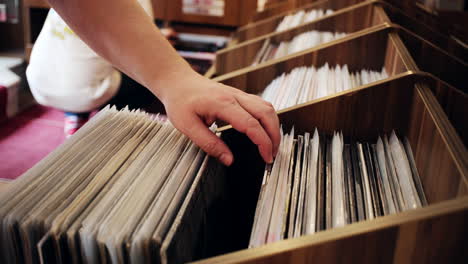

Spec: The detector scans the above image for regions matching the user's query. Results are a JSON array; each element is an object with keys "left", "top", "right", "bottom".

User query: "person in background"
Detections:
[
  {"left": 34, "top": 0, "right": 280, "bottom": 166},
  {"left": 26, "top": 0, "right": 154, "bottom": 137}
]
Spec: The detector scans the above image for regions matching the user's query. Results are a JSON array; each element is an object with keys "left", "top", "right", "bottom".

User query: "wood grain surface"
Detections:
[
  {"left": 396, "top": 28, "right": 468, "bottom": 93},
  {"left": 216, "top": 2, "right": 388, "bottom": 75},
  {"left": 382, "top": 3, "right": 468, "bottom": 61},
  {"left": 418, "top": 74, "right": 468, "bottom": 147}
]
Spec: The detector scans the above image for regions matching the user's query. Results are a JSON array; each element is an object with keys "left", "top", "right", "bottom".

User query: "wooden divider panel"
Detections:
[
  {"left": 192, "top": 199, "right": 468, "bottom": 264},
  {"left": 396, "top": 28, "right": 468, "bottom": 92},
  {"left": 417, "top": 75, "right": 468, "bottom": 146},
  {"left": 382, "top": 3, "right": 468, "bottom": 60},
  {"left": 406, "top": 84, "right": 467, "bottom": 204}
]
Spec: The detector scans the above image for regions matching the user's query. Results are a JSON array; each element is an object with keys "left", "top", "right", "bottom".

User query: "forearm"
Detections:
[{"left": 48, "top": 0, "right": 196, "bottom": 102}]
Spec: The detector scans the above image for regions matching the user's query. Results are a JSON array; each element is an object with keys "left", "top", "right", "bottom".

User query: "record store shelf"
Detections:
[
  {"left": 180, "top": 1, "right": 466, "bottom": 262},
  {"left": 216, "top": 0, "right": 467, "bottom": 78},
  {"left": 214, "top": 27, "right": 408, "bottom": 95},
  {"left": 183, "top": 75, "right": 467, "bottom": 264},
  {"left": 215, "top": 1, "right": 389, "bottom": 75},
  {"left": 234, "top": 0, "right": 369, "bottom": 44}
]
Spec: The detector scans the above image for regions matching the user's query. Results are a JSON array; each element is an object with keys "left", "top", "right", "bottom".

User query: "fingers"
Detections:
[
  {"left": 175, "top": 114, "right": 234, "bottom": 166},
  {"left": 235, "top": 93, "right": 281, "bottom": 157},
  {"left": 166, "top": 80, "right": 280, "bottom": 166},
  {"left": 213, "top": 97, "right": 274, "bottom": 163}
]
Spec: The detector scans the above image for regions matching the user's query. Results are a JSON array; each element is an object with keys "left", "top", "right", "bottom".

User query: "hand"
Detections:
[
  {"left": 46, "top": 0, "right": 280, "bottom": 166},
  {"left": 158, "top": 74, "right": 280, "bottom": 166}
]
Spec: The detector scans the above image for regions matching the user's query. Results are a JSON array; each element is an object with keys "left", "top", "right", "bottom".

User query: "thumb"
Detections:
[{"left": 173, "top": 114, "right": 234, "bottom": 166}]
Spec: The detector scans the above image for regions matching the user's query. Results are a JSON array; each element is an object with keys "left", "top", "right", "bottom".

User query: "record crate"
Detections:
[
  {"left": 161, "top": 24, "right": 467, "bottom": 262},
  {"left": 210, "top": 0, "right": 461, "bottom": 78},
  {"left": 214, "top": 24, "right": 467, "bottom": 150},
  {"left": 215, "top": 0, "right": 390, "bottom": 75},
  {"left": 165, "top": 74, "right": 467, "bottom": 264},
  {"left": 214, "top": 27, "right": 409, "bottom": 95},
  {"left": 234, "top": 0, "right": 371, "bottom": 44}
]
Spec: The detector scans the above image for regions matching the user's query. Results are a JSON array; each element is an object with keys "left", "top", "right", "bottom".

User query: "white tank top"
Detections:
[{"left": 26, "top": 0, "right": 154, "bottom": 113}]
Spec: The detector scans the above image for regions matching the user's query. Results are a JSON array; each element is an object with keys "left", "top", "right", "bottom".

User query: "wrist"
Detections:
[{"left": 148, "top": 65, "right": 201, "bottom": 105}]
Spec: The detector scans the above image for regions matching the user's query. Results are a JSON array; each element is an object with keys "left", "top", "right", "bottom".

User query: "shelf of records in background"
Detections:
[
  {"left": 215, "top": 0, "right": 388, "bottom": 75},
  {"left": 214, "top": 0, "right": 467, "bottom": 77},
  {"left": 213, "top": 0, "right": 466, "bottom": 145},
  {"left": 207, "top": 39, "right": 467, "bottom": 262},
  {"left": 1, "top": 0, "right": 467, "bottom": 264},
  {"left": 205, "top": 9, "right": 466, "bottom": 262},
  {"left": 232, "top": 0, "right": 366, "bottom": 44},
  {"left": 249, "top": 0, "right": 466, "bottom": 30}
]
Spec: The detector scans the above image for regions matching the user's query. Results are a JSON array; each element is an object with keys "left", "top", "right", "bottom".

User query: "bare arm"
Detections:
[{"left": 48, "top": 0, "right": 280, "bottom": 165}]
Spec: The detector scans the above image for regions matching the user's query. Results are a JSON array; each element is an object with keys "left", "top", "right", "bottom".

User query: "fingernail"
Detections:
[
  {"left": 219, "top": 153, "right": 233, "bottom": 166},
  {"left": 268, "top": 156, "right": 273, "bottom": 164}
]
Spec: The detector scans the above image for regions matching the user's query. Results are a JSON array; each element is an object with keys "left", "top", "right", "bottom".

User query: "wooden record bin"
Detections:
[
  {"left": 234, "top": 0, "right": 369, "bottom": 44},
  {"left": 214, "top": 27, "right": 409, "bottom": 95},
  {"left": 215, "top": 1, "right": 389, "bottom": 75},
  {"left": 214, "top": 24, "right": 468, "bottom": 147},
  {"left": 172, "top": 23, "right": 466, "bottom": 263},
  {"left": 171, "top": 75, "right": 468, "bottom": 264},
  {"left": 381, "top": 3, "right": 468, "bottom": 61}
]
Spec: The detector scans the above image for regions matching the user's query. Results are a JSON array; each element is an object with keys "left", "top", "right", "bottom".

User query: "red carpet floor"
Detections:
[{"left": 0, "top": 105, "right": 64, "bottom": 180}]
